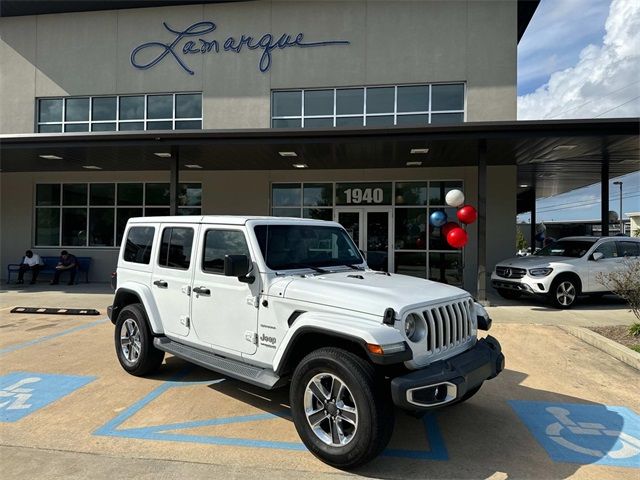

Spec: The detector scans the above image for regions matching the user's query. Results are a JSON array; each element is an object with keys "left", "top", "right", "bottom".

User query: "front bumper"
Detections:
[{"left": 390, "top": 336, "right": 504, "bottom": 410}]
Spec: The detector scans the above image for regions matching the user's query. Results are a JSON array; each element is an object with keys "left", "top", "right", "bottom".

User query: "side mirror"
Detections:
[
  {"left": 224, "top": 254, "right": 254, "bottom": 283},
  {"left": 591, "top": 252, "right": 604, "bottom": 261}
]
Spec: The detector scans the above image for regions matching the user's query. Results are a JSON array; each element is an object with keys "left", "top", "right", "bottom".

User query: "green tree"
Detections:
[{"left": 516, "top": 226, "right": 528, "bottom": 251}]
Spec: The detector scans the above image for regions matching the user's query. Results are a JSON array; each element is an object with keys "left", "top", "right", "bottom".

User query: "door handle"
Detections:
[
  {"left": 153, "top": 280, "right": 168, "bottom": 288},
  {"left": 193, "top": 286, "right": 211, "bottom": 296}
]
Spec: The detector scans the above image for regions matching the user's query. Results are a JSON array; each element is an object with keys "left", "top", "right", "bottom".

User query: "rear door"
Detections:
[
  {"left": 151, "top": 224, "right": 197, "bottom": 337},
  {"left": 190, "top": 226, "right": 259, "bottom": 355}
]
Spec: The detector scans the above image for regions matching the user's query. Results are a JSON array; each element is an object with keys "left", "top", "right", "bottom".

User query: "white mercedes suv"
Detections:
[{"left": 491, "top": 236, "right": 640, "bottom": 308}]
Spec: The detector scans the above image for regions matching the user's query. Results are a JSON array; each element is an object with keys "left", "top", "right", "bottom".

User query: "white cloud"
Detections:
[{"left": 518, "top": 0, "right": 640, "bottom": 119}]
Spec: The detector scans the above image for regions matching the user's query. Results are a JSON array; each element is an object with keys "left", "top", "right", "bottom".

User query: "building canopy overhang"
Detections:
[{"left": 1, "top": 118, "right": 637, "bottom": 213}]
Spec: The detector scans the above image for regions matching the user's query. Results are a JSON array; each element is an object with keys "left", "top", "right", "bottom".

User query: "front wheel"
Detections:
[
  {"left": 548, "top": 277, "right": 579, "bottom": 309},
  {"left": 290, "top": 347, "right": 394, "bottom": 469}
]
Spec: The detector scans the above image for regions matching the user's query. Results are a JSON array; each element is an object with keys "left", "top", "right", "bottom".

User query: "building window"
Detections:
[
  {"left": 271, "top": 83, "right": 464, "bottom": 129},
  {"left": 270, "top": 180, "right": 463, "bottom": 285},
  {"left": 36, "top": 93, "right": 202, "bottom": 133},
  {"left": 34, "top": 182, "right": 202, "bottom": 248},
  {"left": 271, "top": 183, "right": 334, "bottom": 220}
]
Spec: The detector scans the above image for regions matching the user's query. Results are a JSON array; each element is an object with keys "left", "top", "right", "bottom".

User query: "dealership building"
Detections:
[{"left": 1, "top": 0, "right": 638, "bottom": 299}]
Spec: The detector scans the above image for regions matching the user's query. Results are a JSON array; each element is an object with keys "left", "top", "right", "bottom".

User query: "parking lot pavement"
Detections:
[
  {"left": 1, "top": 288, "right": 639, "bottom": 479},
  {"left": 485, "top": 291, "right": 638, "bottom": 327}
]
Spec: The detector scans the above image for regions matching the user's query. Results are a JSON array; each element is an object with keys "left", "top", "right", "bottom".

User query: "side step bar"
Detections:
[{"left": 154, "top": 337, "right": 282, "bottom": 390}]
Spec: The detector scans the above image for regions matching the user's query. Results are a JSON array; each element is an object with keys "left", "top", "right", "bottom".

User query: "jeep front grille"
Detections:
[
  {"left": 495, "top": 266, "right": 526, "bottom": 279},
  {"left": 421, "top": 299, "right": 474, "bottom": 353}
]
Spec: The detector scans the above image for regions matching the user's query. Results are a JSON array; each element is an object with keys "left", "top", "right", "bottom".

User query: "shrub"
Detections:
[
  {"left": 596, "top": 258, "right": 640, "bottom": 322},
  {"left": 629, "top": 322, "right": 640, "bottom": 337}
]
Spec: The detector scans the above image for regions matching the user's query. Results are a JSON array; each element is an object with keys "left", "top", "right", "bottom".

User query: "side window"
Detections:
[
  {"left": 123, "top": 226, "right": 155, "bottom": 264},
  {"left": 617, "top": 241, "right": 640, "bottom": 257},
  {"left": 158, "top": 227, "right": 194, "bottom": 269},
  {"left": 202, "top": 229, "right": 250, "bottom": 274},
  {"left": 594, "top": 241, "right": 617, "bottom": 259}
]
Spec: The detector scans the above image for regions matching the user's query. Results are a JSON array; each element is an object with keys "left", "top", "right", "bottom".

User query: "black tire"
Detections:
[
  {"left": 289, "top": 347, "right": 394, "bottom": 469},
  {"left": 497, "top": 288, "right": 522, "bottom": 300},
  {"left": 548, "top": 276, "right": 579, "bottom": 309},
  {"left": 114, "top": 303, "right": 164, "bottom": 376}
]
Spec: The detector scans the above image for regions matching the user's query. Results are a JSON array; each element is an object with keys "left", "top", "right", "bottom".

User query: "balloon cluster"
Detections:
[{"left": 428, "top": 189, "right": 477, "bottom": 249}]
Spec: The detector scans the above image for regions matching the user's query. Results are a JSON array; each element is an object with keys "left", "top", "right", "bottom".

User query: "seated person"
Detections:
[
  {"left": 50, "top": 250, "right": 78, "bottom": 285},
  {"left": 17, "top": 250, "right": 43, "bottom": 284}
]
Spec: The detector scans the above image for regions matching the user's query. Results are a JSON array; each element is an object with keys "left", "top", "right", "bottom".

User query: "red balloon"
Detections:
[
  {"left": 441, "top": 221, "right": 459, "bottom": 238},
  {"left": 447, "top": 227, "right": 468, "bottom": 248},
  {"left": 457, "top": 205, "right": 478, "bottom": 224}
]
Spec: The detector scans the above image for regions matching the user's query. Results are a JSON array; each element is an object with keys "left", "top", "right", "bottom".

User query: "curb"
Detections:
[{"left": 559, "top": 325, "right": 640, "bottom": 371}]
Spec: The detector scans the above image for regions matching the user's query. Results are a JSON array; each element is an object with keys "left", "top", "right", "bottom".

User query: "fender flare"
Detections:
[
  {"left": 112, "top": 282, "right": 164, "bottom": 334},
  {"left": 272, "top": 311, "right": 408, "bottom": 374}
]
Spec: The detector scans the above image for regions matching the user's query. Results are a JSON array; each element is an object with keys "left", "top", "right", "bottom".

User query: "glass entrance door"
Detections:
[{"left": 336, "top": 208, "right": 392, "bottom": 272}]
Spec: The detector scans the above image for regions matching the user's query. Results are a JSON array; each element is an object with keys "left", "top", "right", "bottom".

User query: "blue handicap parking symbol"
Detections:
[
  {"left": 510, "top": 401, "right": 640, "bottom": 468},
  {"left": 95, "top": 376, "right": 448, "bottom": 460},
  {"left": 0, "top": 371, "right": 95, "bottom": 422}
]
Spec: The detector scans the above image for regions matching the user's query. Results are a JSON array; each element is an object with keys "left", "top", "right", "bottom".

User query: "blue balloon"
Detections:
[{"left": 429, "top": 210, "right": 447, "bottom": 227}]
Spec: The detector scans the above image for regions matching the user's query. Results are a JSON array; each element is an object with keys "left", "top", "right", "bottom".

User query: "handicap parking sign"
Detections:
[
  {"left": 0, "top": 372, "right": 95, "bottom": 422},
  {"left": 510, "top": 401, "right": 640, "bottom": 468}
]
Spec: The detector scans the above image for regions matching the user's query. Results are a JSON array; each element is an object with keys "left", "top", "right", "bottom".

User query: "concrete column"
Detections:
[
  {"left": 170, "top": 148, "right": 180, "bottom": 216},
  {"left": 530, "top": 179, "right": 536, "bottom": 251},
  {"left": 601, "top": 154, "right": 609, "bottom": 237},
  {"left": 477, "top": 139, "right": 487, "bottom": 302}
]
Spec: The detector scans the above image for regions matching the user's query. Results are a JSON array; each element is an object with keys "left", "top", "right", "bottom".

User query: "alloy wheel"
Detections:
[
  {"left": 120, "top": 318, "right": 142, "bottom": 363},
  {"left": 304, "top": 373, "right": 358, "bottom": 447},
  {"left": 556, "top": 281, "right": 576, "bottom": 306}
]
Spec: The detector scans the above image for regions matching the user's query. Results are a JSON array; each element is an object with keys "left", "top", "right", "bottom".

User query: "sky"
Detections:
[{"left": 516, "top": 0, "right": 640, "bottom": 222}]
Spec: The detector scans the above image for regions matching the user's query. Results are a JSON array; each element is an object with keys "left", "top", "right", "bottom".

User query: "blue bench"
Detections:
[{"left": 7, "top": 256, "right": 92, "bottom": 284}]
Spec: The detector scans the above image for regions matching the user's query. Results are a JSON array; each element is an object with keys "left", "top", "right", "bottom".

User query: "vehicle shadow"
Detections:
[{"left": 149, "top": 359, "right": 628, "bottom": 479}]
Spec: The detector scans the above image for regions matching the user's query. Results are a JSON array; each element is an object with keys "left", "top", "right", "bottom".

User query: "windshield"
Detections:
[
  {"left": 535, "top": 240, "right": 595, "bottom": 258},
  {"left": 254, "top": 224, "right": 364, "bottom": 271}
]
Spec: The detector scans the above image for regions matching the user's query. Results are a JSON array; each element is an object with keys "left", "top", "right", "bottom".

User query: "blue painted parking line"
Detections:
[
  {"left": 0, "top": 371, "right": 95, "bottom": 422},
  {"left": 95, "top": 374, "right": 448, "bottom": 460},
  {"left": 0, "top": 318, "right": 106, "bottom": 357},
  {"left": 510, "top": 401, "right": 640, "bottom": 468}
]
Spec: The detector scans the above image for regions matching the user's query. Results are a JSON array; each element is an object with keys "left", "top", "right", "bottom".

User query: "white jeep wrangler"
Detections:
[{"left": 109, "top": 216, "right": 504, "bottom": 468}]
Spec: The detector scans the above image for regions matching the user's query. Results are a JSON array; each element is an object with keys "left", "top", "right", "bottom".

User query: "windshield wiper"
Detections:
[
  {"left": 285, "top": 263, "right": 330, "bottom": 274},
  {"left": 344, "top": 263, "right": 365, "bottom": 271}
]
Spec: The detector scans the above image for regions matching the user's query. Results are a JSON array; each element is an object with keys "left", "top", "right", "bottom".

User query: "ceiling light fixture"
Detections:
[
  {"left": 279, "top": 151, "right": 298, "bottom": 157},
  {"left": 410, "top": 148, "right": 429, "bottom": 154},
  {"left": 519, "top": 184, "right": 530, "bottom": 188},
  {"left": 82, "top": 165, "right": 102, "bottom": 170},
  {"left": 406, "top": 161, "right": 423, "bottom": 167},
  {"left": 185, "top": 164, "right": 203, "bottom": 169},
  {"left": 39, "top": 154, "right": 63, "bottom": 160},
  {"left": 154, "top": 152, "right": 172, "bottom": 158},
  {"left": 292, "top": 163, "right": 308, "bottom": 169}
]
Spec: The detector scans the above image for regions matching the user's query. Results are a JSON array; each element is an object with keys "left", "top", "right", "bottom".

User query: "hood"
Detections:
[
  {"left": 497, "top": 256, "right": 576, "bottom": 268},
  {"left": 277, "top": 270, "right": 470, "bottom": 317}
]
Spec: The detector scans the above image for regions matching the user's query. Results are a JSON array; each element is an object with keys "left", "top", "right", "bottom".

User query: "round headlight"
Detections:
[
  {"left": 404, "top": 313, "right": 427, "bottom": 343},
  {"left": 404, "top": 315, "right": 416, "bottom": 338}
]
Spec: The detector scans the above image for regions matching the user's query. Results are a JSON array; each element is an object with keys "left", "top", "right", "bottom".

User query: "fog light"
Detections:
[{"left": 411, "top": 384, "right": 449, "bottom": 405}]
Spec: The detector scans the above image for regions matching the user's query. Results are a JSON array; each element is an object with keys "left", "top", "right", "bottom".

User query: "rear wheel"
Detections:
[
  {"left": 548, "top": 277, "right": 579, "bottom": 309},
  {"left": 115, "top": 303, "right": 164, "bottom": 376},
  {"left": 497, "top": 288, "right": 522, "bottom": 300},
  {"left": 290, "top": 347, "right": 394, "bottom": 469}
]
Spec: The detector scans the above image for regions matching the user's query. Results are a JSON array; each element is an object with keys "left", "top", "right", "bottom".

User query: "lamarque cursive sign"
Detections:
[{"left": 131, "top": 21, "right": 350, "bottom": 75}]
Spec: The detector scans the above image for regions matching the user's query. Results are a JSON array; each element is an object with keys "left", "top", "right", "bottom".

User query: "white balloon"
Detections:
[{"left": 445, "top": 189, "right": 465, "bottom": 207}]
